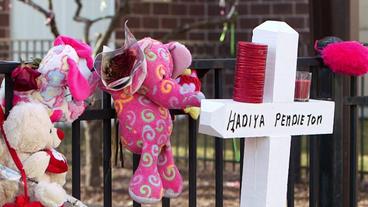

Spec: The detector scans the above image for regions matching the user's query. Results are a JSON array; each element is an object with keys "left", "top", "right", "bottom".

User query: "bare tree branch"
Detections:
[
  {"left": 48, "top": 0, "right": 54, "bottom": 11},
  {"left": 17, "top": 0, "right": 60, "bottom": 37},
  {"left": 74, "top": 0, "right": 114, "bottom": 23},
  {"left": 162, "top": 0, "right": 238, "bottom": 41},
  {"left": 91, "top": 15, "right": 114, "bottom": 24},
  {"left": 73, "top": 0, "right": 92, "bottom": 43},
  {"left": 18, "top": 0, "right": 48, "bottom": 16},
  {"left": 73, "top": 0, "right": 114, "bottom": 44},
  {"left": 94, "top": 0, "right": 128, "bottom": 56},
  {"left": 73, "top": 0, "right": 90, "bottom": 23},
  {"left": 95, "top": 33, "right": 103, "bottom": 44}
]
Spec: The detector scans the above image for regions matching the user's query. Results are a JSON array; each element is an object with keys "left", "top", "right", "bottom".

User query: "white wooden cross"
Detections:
[{"left": 198, "top": 21, "right": 335, "bottom": 207}]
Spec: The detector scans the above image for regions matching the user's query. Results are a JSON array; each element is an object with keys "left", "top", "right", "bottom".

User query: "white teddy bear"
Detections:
[{"left": 0, "top": 102, "right": 68, "bottom": 207}]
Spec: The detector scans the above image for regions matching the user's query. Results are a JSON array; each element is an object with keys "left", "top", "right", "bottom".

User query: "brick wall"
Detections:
[
  {"left": 0, "top": 0, "right": 9, "bottom": 38},
  {"left": 117, "top": 0, "right": 311, "bottom": 58},
  {"left": 1, "top": 0, "right": 311, "bottom": 94},
  {"left": 0, "top": 0, "right": 10, "bottom": 60},
  {"left": 116, "top": 0, "right": 311, "bottom": 97}
]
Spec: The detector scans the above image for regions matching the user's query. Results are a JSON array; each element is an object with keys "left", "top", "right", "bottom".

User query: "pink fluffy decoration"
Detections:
[{"left": 322, "top": 41, "right": 368, "bottom": 76}]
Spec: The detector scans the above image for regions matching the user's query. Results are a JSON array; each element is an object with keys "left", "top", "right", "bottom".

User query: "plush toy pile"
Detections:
[
  {"left": 0, "top": 36, "right": 95, "bottom": 207},
  {"left": 0, "top": 25, "right": 205, "bottom": 205}
]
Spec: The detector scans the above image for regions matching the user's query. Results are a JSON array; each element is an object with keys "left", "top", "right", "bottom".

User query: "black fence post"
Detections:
[
  {"left": 4, "top": 73, "right": 13, "bottom": 116},
  {"left": 287, "top": 137, "right": 297, "bottom": 207},
  {"left": 214, "top": 69, "right": 224, "bottom": 207},
  {"left": 188, "top": 117, "right": 197, "bottom": 207},
  {"left": 162, "top": 198, "right": 170, "bottom": 207},
  {"left": 318, "top": 70, "right": 347, "bottom": 207},
  {"left": 309, "top": 66, "right": 322, "bottom": 207},
  {"left": 350, "top": 77, "right": 357, "bottom": 207},
  {"left": 239, "top": 138, "right": 245, "bottom": 197},
  {"left": 72, "top": 120, "right": 81, "bottom": 199},
  {"left": 103, "top": 92, "right": 112, "bottom": 207},
  {"left": 360, "top": 77, "right": 365, "bottom": 181},
  {"left": 309, "top": 135, "right": 320, "bottom": 207},
  {"left": 133, "top": 154, "right": 141, "bottom": 207},
  {"left": 293, "top": 138, "right": 302, "bottom": 183}
]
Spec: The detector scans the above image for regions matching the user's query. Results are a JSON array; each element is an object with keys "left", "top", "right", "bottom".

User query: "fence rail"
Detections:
[{"left": 0, "top": 39, "right": 53, "bottom": 61}]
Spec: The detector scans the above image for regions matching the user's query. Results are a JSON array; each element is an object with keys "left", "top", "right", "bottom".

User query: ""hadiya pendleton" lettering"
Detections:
[{"left": 226, "top": 110, "right": 323, "bottom": 133}]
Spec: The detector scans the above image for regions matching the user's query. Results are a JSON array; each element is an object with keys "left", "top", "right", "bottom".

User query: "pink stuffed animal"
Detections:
[
  {"left": 0, "top": 35, "right": 97, "bottom": 123},
  {"left": 100, "top": 38, "right": 204, "bottom": 204}
]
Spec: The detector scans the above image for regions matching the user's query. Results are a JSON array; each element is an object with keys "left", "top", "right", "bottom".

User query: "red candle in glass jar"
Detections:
[{"left": 294, "top": 72, "right": 312, "bottom": 102}]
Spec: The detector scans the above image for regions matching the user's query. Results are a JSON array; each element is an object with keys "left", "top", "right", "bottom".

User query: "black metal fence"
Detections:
[
  {"left": 0, "top": 38, "right": 315, "bottom": 172},
  {"left": 0, "top": 57, "right": 360, "bottom": 207},
  {"left": 0, "top": 39, "right": 53, "bottom": 60},
  {"left": 4, "top": 54, "right": 368, "bottom": 207}
]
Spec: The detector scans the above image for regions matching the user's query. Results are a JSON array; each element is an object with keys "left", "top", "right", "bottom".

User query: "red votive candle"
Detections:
[
  {"left": 294, "top": 71, "right": 312, "bottom": 102},
  {"left": 233, "top": 41, "right": 268, "bottom": 103}
]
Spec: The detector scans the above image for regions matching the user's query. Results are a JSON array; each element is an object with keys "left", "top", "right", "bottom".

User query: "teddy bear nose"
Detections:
[{"left": 57, "top": 128, "right": 65, "bottom": 141}]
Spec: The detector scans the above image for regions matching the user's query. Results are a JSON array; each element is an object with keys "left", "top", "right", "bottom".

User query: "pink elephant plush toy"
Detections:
[
  {"left": 0, "top": 35, "right": 97, "bottom": 123},
  {"left": 98, "top": 37, "right": 204, "bottom": 204}
]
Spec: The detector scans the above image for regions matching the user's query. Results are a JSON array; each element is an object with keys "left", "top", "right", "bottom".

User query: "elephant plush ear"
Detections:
[
  {"left": 54, "top": 35, "right": 94, "bottom": 69},
  {"left": 166, "top": 42, "right": 192, "bottom": 78},
  {"left": 66, "top": 58, "right": 91, "bottom": 101}
]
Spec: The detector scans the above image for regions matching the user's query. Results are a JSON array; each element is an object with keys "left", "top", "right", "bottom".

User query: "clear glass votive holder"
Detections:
[{"left": 294, "top": 71, "right": 312, "bottom": 102}]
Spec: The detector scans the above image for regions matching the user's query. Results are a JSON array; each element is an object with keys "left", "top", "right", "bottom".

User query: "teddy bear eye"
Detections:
[{"left": 50, "top": 129, "right": 52, "bottom": 133}]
